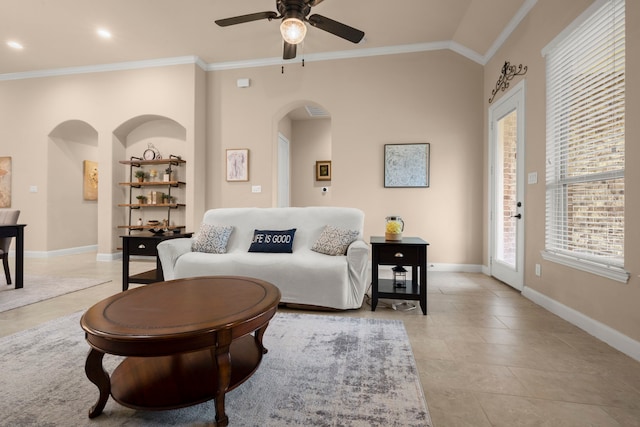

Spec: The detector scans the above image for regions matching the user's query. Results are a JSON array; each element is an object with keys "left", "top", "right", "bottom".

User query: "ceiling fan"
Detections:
[{"left": 215, "top": 0, "right": 365, "bottom": 60}]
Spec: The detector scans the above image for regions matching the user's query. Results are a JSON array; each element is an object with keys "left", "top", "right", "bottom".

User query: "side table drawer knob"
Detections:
[
  {"left": 138, "top": 244, "right": 146, "bottom": 249},
  {"left": 394, "top": 252, "right": 404, "bottom": 258}
]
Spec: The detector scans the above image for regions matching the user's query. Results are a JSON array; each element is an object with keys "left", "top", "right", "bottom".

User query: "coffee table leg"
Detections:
[
  {"left": 213, "top": 343, "right": 231, "bottom": 426},
  {"left": 85, "top": 348, "right": 110, "bottom": 418},
  {"left": 254, "top": 323, "right": 270, "bottom": 354}
]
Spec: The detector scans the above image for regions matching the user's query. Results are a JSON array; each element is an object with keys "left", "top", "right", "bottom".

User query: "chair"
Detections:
[{"left": 0, "top": 209, "right": 20, "bottom": 285}]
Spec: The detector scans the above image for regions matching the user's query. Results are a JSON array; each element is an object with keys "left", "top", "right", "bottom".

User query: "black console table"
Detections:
[
  {"left": 121, "top": 232, "right": 192, "bottom": 291},
  {"left": 370, "top": 236, "right": 429, "bottom": 315},
  {"left": 1, "top": 224, "right": 26, "bottom": 289}
]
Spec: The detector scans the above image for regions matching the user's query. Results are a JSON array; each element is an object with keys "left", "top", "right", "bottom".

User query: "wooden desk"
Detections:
[
  {"left": 0, "top": 224, "right": 26, "bottom": 289},
  {"left": 81, "top": 276, "right": 281, "bottom": 426}
]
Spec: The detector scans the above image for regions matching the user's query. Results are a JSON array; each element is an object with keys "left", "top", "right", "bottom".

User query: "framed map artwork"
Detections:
[{"left": 384, "top": 143, "right": 430, "bottom": 188}]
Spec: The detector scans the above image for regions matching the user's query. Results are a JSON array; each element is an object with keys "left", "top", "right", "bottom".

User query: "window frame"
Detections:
[{"left": 541, "top": 0, "right": 629, "bottom": 283}]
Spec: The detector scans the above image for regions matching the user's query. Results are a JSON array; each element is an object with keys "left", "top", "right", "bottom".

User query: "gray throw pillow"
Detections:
[
  {"left": 191, "top": 224, "right": 233, "bottom": 254},
  {"left": 311, "top": 225, "right": 359, "bottom": 256}
]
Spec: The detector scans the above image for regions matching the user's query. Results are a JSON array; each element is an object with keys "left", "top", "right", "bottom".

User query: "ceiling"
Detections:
[{"left": 0, "top": 0, "right": 532, "bottom": 78}]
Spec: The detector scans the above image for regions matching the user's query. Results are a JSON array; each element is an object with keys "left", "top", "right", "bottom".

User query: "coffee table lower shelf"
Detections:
[{"left": 110, "top": 335, "right": 261, "bottom": 411}]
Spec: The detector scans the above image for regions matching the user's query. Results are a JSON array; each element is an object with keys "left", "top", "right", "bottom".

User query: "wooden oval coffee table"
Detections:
[{"left": 81, "top": 276, "right": 281, "bottom": 426}]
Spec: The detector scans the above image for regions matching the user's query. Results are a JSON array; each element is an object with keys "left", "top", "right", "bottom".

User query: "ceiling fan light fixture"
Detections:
[{"left": 280, "top": 17, "right": 307, "bottom": 44}]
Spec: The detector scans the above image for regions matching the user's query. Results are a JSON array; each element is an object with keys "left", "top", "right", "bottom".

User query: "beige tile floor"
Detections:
[{"left": 2, "top": 253, "right": 640, "bottom": 426}]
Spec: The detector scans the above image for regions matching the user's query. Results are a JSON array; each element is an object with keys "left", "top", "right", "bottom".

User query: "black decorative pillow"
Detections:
[
  {"left": 311, "top": 225, "right": 359, "bottom": 256},
  {"left": 248, "top": 229, "right": 296, "bottom": 253},
  {"left": 191, "top": 224, "right": 234, "bottom": 254}
]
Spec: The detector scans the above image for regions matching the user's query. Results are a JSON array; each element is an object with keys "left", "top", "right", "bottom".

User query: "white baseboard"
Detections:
[
  {"left": 97, "top": 252, "right": 122, "bottom": 262},
  {"left": 428, "top": 263, "right": 483, "bottom": 273},
  {"left": 24, "top": 245, "right": 98, "bottom": 258},
  {"left": 370, "top": 263, "right": 484, "bottom": 274},
  {"left": 522, "top": 286, "right": 640, "bottom": 363},
  {"left": 20, "top": 245, "right": 122, "bottom": 262}
]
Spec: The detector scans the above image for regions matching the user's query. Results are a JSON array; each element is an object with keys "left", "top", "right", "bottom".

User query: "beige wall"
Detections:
[
  {"left": 0, "top": 64, "right": 202, "bottom": 254},
  {"left": 485, "top": 0, "right": 640, "bottom": 342},
  {"left": 207, "top": 51, "right": 484, "bottom": 266}
]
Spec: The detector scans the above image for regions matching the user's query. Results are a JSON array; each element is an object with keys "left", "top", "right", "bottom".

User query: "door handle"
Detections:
[{"left": 511, "top": 214, "right": 522, "bottom": 219}]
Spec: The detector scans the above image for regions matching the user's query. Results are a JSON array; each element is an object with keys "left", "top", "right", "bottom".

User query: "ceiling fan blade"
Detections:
[
  {"left": 215, "top": 11, "right": 278, "bottom": 27},
  {"left": 283, "top": 41, "right": 297, "bottom": 60},
  {"left": 307, "top": 14, "right": 364, "bottom": 44},
  {"left": 308, "top": 0, "right": 325, "bottom": 6}
]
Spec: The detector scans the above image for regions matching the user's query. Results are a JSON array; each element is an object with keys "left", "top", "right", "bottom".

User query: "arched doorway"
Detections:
[
  {"left": 276, "top": 102, "right": 332, "bottom": 207},
  {"left": 47, "top": 120, "right": 99, "bottom": 252}
]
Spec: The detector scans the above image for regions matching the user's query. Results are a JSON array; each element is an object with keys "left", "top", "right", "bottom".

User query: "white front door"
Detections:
[{"left": 489, "top": 81, "right": 525, "bottom": 291}]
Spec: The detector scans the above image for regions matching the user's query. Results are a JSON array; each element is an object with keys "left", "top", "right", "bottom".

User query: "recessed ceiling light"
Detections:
[
  {"left": 97, "top": 28, "right": 112, "bottom": 39},
  {"left": 7, "top": 41, "right": 24, "bottom": 50}
]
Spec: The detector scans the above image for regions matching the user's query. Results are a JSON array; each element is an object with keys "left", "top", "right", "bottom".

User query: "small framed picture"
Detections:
[
  {"left": 315, "top": 160, "right": 331, "bottom": 181},
  {"left": 226, "top": 149, "right": 249, "bottom": 182}
]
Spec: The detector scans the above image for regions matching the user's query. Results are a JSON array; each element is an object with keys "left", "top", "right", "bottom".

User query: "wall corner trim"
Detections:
[{"left": 522, "top": 286, "right": 640, "bottom": 362}]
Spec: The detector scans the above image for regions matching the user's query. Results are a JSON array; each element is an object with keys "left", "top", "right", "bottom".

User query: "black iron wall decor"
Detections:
[{"left": 488, "top": 61, "right": 528, "bottom": 103}]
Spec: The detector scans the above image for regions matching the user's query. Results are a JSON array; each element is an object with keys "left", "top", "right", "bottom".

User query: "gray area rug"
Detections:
[
  {"left": 0, "top": 311, "right": 431, "bottom": 426},
  {"left": 0, "top": 275, "right": 111, "bottom": 312}
]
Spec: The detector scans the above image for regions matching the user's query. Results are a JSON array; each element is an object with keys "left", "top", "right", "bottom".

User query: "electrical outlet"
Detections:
[{"left": 535, "top": 263, "right": 541, "bottom": 277}]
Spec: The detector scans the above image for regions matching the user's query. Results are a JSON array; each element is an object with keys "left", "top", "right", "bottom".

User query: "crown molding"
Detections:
[
  {"left": 0, "top": 0, "right": 539, "bottom": 82},
  {"left": 482, "top": 0, "right": 538, "bottom": 64},
  {"left": 208, "top": 41, "right": 485, "bottom": 71},
  {"left": 0, "top": 55, "right": 207, "bottom": 81}
]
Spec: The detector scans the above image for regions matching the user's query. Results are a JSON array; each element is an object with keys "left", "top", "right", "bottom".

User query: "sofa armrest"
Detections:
[
  {"left": 346, "top": 240, "right": 370, "bottom": 306},
  {"left": 157, "top": 238, "right": 193, "bottom": 281}
]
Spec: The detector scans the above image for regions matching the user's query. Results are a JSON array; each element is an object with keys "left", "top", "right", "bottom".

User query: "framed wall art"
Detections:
[
  {"left": 226, "top": 148, "right": 249, "bottom": 181},
  {"left": 384, "top": 143, "right": 430, "bottom": 188},
  {"left": 0, "top": 156, "right": 11, "bottom": 207},
  {"left": 315, "top": 160, "right": 331, "bottom": 181},
  {"left": 83, "top": 160, "right": 98, "bottom": 200}
]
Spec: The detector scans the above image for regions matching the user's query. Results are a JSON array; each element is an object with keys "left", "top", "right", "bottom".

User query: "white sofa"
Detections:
[{"left": 157, "top": 207, "right": 370, "bottom": 310}]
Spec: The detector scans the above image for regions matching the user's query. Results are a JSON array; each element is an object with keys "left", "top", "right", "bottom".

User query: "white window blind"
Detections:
[{"left": 544, "top": 0, "right": 626, "bottom": 279}]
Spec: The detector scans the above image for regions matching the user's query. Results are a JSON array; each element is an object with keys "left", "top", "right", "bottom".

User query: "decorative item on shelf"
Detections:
[
  {"left": 134, "top": 170, "right": 146, "bottom": 182},
  {"left": 392, "top": 265, "right": 407, "bottom": 288},
  {"left": 163, "top": 167, "right": 173, "bottom": 182},
  {"left": 136, "top": 195, "right": 147, "bottom": 205},
  {"left": 148, "top": 169, "right": 158, "bottom": 181},
  {"left": 137, "top": 218, "right": 143, "bottom": 226},
  {"left": 385, "top": 216, "right": 404, "bottom": 241},
  {"left": 143, "top": 142, "right": 162, "bottom": 160}
]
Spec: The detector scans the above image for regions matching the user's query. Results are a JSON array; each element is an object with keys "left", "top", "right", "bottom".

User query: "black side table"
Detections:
[
  {"left": 121, "top": 232, "right": 192, "bottom": 291},
  {"left": 370, "top": 236, "right": 429, "bottom": 315}
]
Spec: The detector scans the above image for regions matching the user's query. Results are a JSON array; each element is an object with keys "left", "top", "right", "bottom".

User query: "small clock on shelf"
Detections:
[{"left": 143, "top": 143, "right": 162, "bottom": 161}]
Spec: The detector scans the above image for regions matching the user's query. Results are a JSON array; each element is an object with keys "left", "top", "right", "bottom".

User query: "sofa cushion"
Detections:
[
  {"left": 311, "top": 225, "right": 359, "bottom": 256},
  {"left": 191, "top": 224, "right": 234, "bottom": 254},
  {"left": 248, "top": 229, "right": 296, "bottom": 253}
]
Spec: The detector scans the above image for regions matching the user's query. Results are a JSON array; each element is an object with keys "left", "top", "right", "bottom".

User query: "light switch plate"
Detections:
[
  {"left": 528, "top": 172, "right": 538, "bottom": 184},
  {"left": 251, "top": 185, "right": 261, "bottom": 193}
]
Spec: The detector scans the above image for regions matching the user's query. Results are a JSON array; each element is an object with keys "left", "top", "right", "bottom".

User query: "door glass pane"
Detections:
[{"left": 496, "top": 111, "right": 518, "bottom": 267}]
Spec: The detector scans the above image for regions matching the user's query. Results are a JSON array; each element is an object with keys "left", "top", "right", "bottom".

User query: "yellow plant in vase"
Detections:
[{"left": 385, "top": 216, "right": 404, "bottom": 241}]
